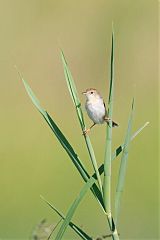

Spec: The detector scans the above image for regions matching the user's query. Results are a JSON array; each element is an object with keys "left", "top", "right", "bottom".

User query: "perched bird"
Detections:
[{"left": 82, "top": 88, "right": 118, "bottom": 134}]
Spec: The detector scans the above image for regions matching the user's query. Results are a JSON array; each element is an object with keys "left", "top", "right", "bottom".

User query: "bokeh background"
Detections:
[{"left": 0, "top": 1, "right": 158, "bottom": 239}]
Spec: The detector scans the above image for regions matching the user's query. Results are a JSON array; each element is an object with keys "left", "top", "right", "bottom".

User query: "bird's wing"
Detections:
[{"left": 103, "top": 102, "right": 108, "bottom": 117}]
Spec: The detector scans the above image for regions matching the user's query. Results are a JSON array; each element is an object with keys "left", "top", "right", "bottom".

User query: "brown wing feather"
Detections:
[
  {"left": 103, "top": 102, "right": 108, "bottom": 117},
  {"left": 103, "top": 102, "right": 119, "bottom": 127}
]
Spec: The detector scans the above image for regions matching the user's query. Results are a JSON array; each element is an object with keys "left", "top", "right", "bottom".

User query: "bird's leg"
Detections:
[
  {"left": 104, "top": 116, "right": 112, "bottom": 128},
  {"left": 104, "top": 116, "right": 111, "bottom": 121},
  {"left": 83, "top": 123, "right": 96, "bottom": 135}
]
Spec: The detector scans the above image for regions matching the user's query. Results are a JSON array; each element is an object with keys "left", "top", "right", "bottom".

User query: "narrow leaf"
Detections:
[
  {"left": 21, "top": 76, "right": 88, "bottom": 180},
  {"left": 84, "top": 136, "right": 103, "bottom": 192},
  {"left": 103, "top": 30, "right": 114, "bottom": 212},
  {"left": 131, "top": 121, "right": 149, "bottom": 140},
  {"left": 19, "top": 72, "right": 104, "bottom": 209},
  {"left": 41, "top": 196, "right": 92, "bottom": 240},
  {"left": 91, "top": 122, "right": 149, "bottom": 179},
  {"left": 115, "top": 98, "right": 135, "bottom": 224},
  {"left": 41, "top": 124, "right": 149, "bottom": 239},
  {"left": 61, "top": 51, "right": 85, "bottom": 129},
  {"left": 45, "top": 112, "right": 104, "bottom": 208},
  {"left": 112, "top": 121, "right": 149, "bottom": 161},
  {"left": 40, "top": 120, "right": 147, "bottom": 239},
  {"left": 55, "top": 178, "right": 95, "bottom": 240},
  {"left": 61, "top": 51, "right": 103, "bottom": 193},
  {"left": 41, "top": 196, "right": 93, "bottom": 240}
]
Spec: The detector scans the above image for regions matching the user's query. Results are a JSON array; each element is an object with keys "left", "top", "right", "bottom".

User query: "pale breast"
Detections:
[{"left": 85, "top": 99, "right": 106, "bottom": 124}]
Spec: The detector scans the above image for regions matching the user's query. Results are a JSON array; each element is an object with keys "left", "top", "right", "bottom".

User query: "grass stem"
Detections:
[
  {"left": 61, "top": 51, "right": 103, "bottom": 192},
  {"left": 103, "top": 29, "right": 114, "bottom": 213}
]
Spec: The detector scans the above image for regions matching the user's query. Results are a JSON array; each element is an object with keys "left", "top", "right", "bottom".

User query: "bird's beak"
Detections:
[{"left": 82, "top": 91, "right": 87, "bottom": 95}]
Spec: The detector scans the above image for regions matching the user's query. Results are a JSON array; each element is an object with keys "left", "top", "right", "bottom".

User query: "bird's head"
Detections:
[{"left": 82, "top": 88, "right": 101, "bottom": 101}]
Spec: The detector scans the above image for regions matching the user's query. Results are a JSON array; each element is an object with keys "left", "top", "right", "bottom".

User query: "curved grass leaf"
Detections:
[
  {"left": 115, "top": 98, "right": 135, "bottom": 224},
  {"left": 92, "top": 122, "right": 150, "bottom": 181},
  {"left": 41, "top": 196, "right": 92, "bottom": 240},
  {"left": 46, "top": 112, "right": 104, "bottom": 208},
  {"left": 55, "top": 177, "right": 95, "bottom": 240},
  {"left": 112, "top": 121, "right": 149, "bottom": 161},
  {"left": 41, "top": 121, "right": 148, "bottom": 239},
  {"left": 40, "top": 122, "right": 146, "bottom": 240},
  {"left": 61, "top": 51, "right": 103, "bottom": 193},
  {"left": 61, "top": 51, "right": 85, "bottom": 129},
  {"left": 19, "top": 72, "right": 104, "bottom": 209},
  {"left": 21, "top": 76, "right": 88, "bottom": 180}
]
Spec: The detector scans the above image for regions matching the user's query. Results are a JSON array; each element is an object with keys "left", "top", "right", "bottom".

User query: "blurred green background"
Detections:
[{"left": 0, "top": 0, "right": 158, "bottom": 239}]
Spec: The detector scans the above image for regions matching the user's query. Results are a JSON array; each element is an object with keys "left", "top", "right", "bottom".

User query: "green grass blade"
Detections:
[
  {"left": 103, "top": 30, "right": 114, "bottom": 213},
  {"left": 92, "top": 122, "right": 150, "bottom": 181},
  {"left": 46, "top": 112, "right": 104, "bottom": 208},
  {"left": 112, "top": 121, "right": 149, "bottom": 161},
  {"left": 41, "top": 196, "right": 92, "bottom": 240},
  {"left": 45, "top": 112, "right": 88, "bottom": 177},
  {"left": 55, "top": 178, "right": 95, "bottom": 240},
  {"left": 22, "top": 78, "right": 46, "bottom": 117},
  {"left": 61, "top": 51, "right": 103, "bottom": 193},
  {"left": 19, "top": 72, "right": 104, "bottom": 209},
  {"left": 84, "top": 136, "right": 103, "bottom": 192},
  {"left": 37, "top": 123, "right": 146, "bottom": 240},
  {"left": 61, "top": 51, "right": 85, "bottom": 129},
  {"left": 130, "top": 121, "right": 149, "bottom": 140},
  {"left": 21, "top": 77, "right": 88, "bottom": 180},
  {"left": 44, "top": 118, "right": 145, "bottom": 240},
  {"left": 115, "top": 98, "right": 135, "bottom": 225},
  {"left": 46, "top": 112, "right": 104, "bottom": 209}
]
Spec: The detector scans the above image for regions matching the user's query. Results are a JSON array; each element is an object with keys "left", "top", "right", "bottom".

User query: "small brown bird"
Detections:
[{"left": 82, "top": 88, "right": 118, "bottom": 134}]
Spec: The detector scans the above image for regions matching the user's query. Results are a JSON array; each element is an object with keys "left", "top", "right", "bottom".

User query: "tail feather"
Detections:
[{"left": 112, "top": 121, "right": 119, "bottom": 127}]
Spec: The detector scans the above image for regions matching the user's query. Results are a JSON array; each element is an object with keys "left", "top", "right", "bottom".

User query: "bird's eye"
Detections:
[{"left": 90, "top": 91, "right": 93, "bottom": 94}]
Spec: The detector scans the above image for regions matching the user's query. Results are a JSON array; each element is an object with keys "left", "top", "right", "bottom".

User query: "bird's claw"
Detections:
[
  {"left": 82, "top": 129, "right": 90, "bottom": 135},
  {"left": 104, "top": 117, "right": 111, "bottom": 121}
]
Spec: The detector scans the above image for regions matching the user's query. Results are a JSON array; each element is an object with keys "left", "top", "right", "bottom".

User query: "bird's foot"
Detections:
[
  {"left": 82, "top": 128, "right": 90, "bottom": 135},
  {"left": 104, "top": 117, "right": 111, "bottom": 121}
]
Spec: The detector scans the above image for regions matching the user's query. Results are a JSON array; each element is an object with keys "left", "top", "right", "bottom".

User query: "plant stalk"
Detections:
[
  {"left": 61, "top": 51, "right": 103, "bottom": 193},
  {"left": 84, "top": 135, "right": 103, "bottom": 192},
  {"left": 103, "top": 29, "right": 114, "bottom": 213},
  {"left": 106, "top": 213, "right": 119, "bottom": 240}
]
